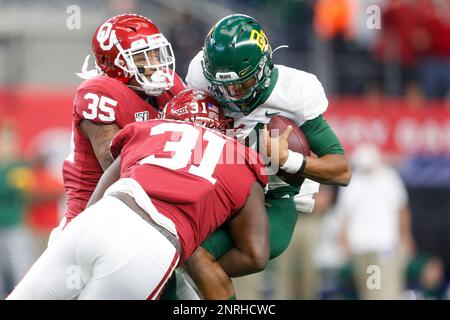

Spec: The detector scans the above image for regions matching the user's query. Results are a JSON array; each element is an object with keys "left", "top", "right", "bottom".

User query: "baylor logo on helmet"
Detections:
[{"left": 250, "top": 29, "right": 269, "bottom": 52}]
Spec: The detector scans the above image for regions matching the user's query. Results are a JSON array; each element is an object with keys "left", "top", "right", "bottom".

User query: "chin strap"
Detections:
[{"left": 75, "top": 55, "right": 102, "bottom": 80}]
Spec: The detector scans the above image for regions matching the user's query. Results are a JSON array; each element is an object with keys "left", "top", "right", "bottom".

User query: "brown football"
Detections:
[{"left": 267, "top": 115, "right": 310, "bottom": 187}]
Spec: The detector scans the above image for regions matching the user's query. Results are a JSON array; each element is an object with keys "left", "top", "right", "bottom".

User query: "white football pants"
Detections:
[{"left": 7, "top": 196, "right": 179, "bottom": 300}]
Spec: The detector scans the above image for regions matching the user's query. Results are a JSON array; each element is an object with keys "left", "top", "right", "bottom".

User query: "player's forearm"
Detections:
[
  {"left": 203, "top": 202, "right": 269, "bottom": 279},
  {"left": 87, "top": 156, "right": 121, "bottom": 207},
  {"left": 218, "top": 182, "right": 270, "bottom": 277},
  {"left": 97, "top": 150, "right": 115, "bottom": 172},
  {"left": 184, "top": 248, "right": 235, "bottom": 300},
  {"left": 302, "top": 153, "right": 351, "bottom": 186},
  {"left": 218, "top": 247, "right": 268, "bottom": 278}
]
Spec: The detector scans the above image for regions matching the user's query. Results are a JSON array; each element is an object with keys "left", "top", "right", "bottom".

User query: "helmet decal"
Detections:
[
  {"left": 215, "top": 71, "right": 239, "bottom": 81},
  {"left": 97, "top": 22, "right": 115, "bottom": 51},
  {"left": 238, "top": 66, "right": 252, "bottom": 77},
  {"left": 249, "top": 29, "right": 269, "bottom": 53},
  {"left": 162, "top": 89, "right": 229, "bottom": 134}
]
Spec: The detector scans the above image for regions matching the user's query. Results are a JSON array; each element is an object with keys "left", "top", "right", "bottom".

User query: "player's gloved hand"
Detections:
[{"left": 261, "top": 124, "right": 292, "bottom": 168}]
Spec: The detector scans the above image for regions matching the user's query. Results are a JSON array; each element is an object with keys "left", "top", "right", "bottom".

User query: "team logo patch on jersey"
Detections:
[{"left": 135, "top": 111, "right": 150, "bottom": 121}]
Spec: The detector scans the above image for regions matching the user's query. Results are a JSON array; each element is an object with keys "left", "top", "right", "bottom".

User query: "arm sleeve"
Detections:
[{"left": 300, "top": 115, "right": 345, "bottom": 157}]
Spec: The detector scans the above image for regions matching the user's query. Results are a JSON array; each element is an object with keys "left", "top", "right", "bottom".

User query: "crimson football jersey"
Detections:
[
  {"left": 62, "top": 74, "right": 185, "bottom": 222},
  {"left": 110, "top": 119, "right": 268, "bottom": 263}
]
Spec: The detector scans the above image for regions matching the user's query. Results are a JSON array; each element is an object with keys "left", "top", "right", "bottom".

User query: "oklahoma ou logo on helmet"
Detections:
[{"left": 97, "top": 22, "right": 116, "bottom": 51}]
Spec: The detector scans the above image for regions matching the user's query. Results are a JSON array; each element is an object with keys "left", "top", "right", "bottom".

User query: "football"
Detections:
[{"left": 267, "top": 115, "right": 310, "bottom": 187}]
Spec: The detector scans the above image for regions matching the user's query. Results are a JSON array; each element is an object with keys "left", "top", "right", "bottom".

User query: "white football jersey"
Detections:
[{"left": 186, "top": 50, "right": 327, "bottom": 212}]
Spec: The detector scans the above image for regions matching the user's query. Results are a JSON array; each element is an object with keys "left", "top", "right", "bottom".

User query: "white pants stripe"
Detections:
[{"left": 7, "top": 196, "right": 179, "bottom": 300}]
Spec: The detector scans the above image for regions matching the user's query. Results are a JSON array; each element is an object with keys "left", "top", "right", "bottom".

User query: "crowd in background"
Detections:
[
  {"left": 161, "top": 0, "right": 450, "bottom": 100},
  {"left": 0, "top": 0, "right": 449, "bottom": 299},
  {"left": 0, "top": 122, "right": 64, "bottom": 298}
]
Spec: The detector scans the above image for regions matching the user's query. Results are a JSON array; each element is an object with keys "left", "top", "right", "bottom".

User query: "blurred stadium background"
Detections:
[{"left": 0, "top": 0, "right": 449, "bottom": 299}]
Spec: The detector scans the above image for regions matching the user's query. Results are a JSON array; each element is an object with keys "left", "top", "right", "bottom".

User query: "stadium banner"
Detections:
[
  {"left": 326, "top": 98, "right": 450, "bottom": 157},
  {"left": 0, "top": 87, "right": 74, "bottom": 153}
]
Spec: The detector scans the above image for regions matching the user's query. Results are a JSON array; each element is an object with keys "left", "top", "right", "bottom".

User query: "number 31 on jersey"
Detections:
[{"left": 140, "top": 123, "right": 226, "bottom": 184}]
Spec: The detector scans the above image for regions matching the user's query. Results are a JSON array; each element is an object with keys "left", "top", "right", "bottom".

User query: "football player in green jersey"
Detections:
[{"left": 182, "top": 14, "right": 351, "bottom": 299}]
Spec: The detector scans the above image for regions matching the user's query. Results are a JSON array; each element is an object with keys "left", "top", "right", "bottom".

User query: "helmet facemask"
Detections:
[
  {"left": 114, "top": 33, "right": 175, "bottom": 96},
  {"left": 204, "top": 54, "right": 271, "bottom": 112},
  {"left": 216, "top": 55, "right": 269, "bottom": 104}
]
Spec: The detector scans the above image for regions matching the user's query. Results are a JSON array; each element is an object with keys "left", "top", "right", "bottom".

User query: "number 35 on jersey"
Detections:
[{"left": 82, "top": 92, "right": 117, "bottom": 122}]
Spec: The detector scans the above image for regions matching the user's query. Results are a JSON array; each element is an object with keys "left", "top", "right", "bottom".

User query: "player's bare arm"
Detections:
[
  {"left": 184, "top": 247, "right": 235, "bottom": 300},
  {"left": 301, "top": 153, "right": 351, "bottom": 186},
  {"left": 87, "top": 156, "right": 121, "bottom": 207},
  {"left": 184, "top": 181, "right": 269, "bottom": 299},
  {"left": 218, "top": 181, "right": 269, "bottom": 277},
  {"left": 79, "top": 120, "right": 120, "bottom": 171}
]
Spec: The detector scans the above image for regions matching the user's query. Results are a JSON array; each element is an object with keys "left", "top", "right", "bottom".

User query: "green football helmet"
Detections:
[{"left": 202, "top": 14, "right": 274, "bottom": 114}]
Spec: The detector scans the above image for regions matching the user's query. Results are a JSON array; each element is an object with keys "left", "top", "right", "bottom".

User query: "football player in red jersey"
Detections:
[
  {"left": 59, "top": 14, "right": 185, "bottom": 230},
  {"left": 8, "top": 89, "right": 269, "bottom": 300}
]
